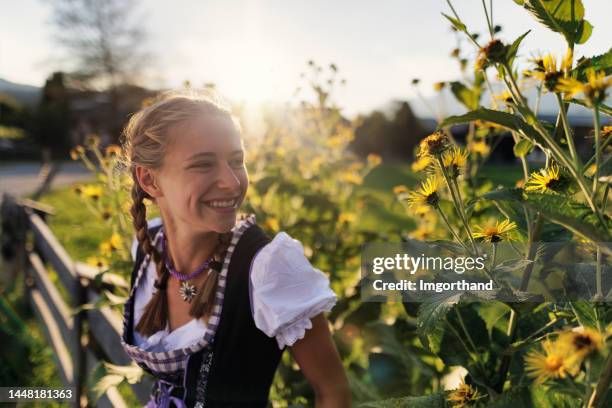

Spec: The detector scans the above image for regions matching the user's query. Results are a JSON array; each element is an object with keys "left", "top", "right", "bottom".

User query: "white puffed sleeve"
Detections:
[{"left": 250, "top": 232, "right": 337, "bottom": 350}]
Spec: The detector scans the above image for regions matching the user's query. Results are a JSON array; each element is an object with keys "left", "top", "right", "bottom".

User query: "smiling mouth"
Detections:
[{"left": 203, "top": 197, "right": 240, "bottom": 209}]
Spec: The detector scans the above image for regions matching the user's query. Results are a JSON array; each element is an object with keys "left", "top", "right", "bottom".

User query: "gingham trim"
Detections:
[{"left": 120, "top": 214, "right": 257, "bottom": 374}]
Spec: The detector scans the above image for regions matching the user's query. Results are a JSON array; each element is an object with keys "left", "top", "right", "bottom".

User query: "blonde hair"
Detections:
[{"left": 121, "top": 89, "right": 239, "bottom": 337}]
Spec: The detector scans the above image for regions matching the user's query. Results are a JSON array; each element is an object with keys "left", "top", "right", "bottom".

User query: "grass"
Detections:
[{"left": 36, "top": 188, "right": 112, "bottom": 261}]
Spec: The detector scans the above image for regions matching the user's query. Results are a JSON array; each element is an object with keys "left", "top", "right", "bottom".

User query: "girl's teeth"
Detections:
[{"left": 207, "top": 199, "right": 236, "bottom": 208}]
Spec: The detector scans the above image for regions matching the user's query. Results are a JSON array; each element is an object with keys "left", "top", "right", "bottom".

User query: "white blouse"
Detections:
[{"left": 131, "top": 217, "right": 337, "bottom": 352}]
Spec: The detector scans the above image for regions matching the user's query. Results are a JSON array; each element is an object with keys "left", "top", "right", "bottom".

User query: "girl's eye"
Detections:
[
  {"left": 231, "top": 158, "right": 245, "bottom": 168},
  {"left": 193, "top": 162, "right": 213, "bottom": 170}
]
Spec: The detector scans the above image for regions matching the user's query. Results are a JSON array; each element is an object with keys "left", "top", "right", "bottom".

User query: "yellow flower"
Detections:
[
  {"left": 410, "top": 225, "right": 434, "bottom": 240},
  {"left": 525, "top": 164, "right": 567, "bottom": 193},
  {"left": 468, "top": 140, "right": 490, "bottom": 156},
  {"left": 100, "top": 242, "right": 112, "bottom": 256},
  {"left": 557, "top": 327, "right": 604, "bottom": 360},
  {"left": 109, "top": 233, "right": 122, "bottom": 250},
  {"left": 85, "top": 133, "right": 100, "bottom": 147},
  {"left": 86, "top": 256, "right": 108, "bottom": 271},
  {"left": 524, "top": 50, "right": 572, "bottom": 92},
  {"left": 105, "top": 145, "right": 122, "bottom": 158},
  {"left": 393, "top": 185, "right": 408, "bottom": 195},
  {"left": 367, "top": 153, "right": 382, "bottom": 167},
  {"left": 475, "top": 39, "right": 507, "bottom": 71},
  {"left": 341, "top": 172, "right": 363, "bottom": 184},
  {"left": 442, "top": 147, "right": 468, "bottom": 178},
  {"left": 264, "top": 217, "right": 279, "bottom": 232},
  {"left": 474, "top": 120, "right": 504, "bottom": 131},
  {"left": 338, "top": 213, "right": 356, "bottom": 224},
  {"left": 433, "top": 82, "right": 446, "bottom": 92},
  {"left": 418, "top": 131, "right": 450, "bottom": 157},
  {"left": 447, "top": 379, "right": 482, "bottom": 408},
  {"left": 406, "top": 177, "right": 440, "bottom": 209},
  {"left": 472, "top": 219, "right": 516, "bottom": 243},
  {"left": 494, "top": 91, "right": 514, "bottom": 105},
  {"left": 411, "top": 156, "right": 433, "bottom": 172},
  {"left": 70, "top": 145, "right": 85, "bottom": 160},
  {"left": 82, "top": 185, "right": 103, "bottom": 201},
  {"left": 556, "top": 68, "right": 611, "bottom": 106},
  {"left": 412, "top": 204, "right": 432, "bottom": 217},
  {"left": 524, "top": 338, "right": 579, "bottom": 384}
]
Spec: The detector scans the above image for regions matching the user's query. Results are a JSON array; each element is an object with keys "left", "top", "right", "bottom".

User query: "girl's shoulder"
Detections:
[{"left": 249, "top": 230, "right": 337, "bottom": 349}]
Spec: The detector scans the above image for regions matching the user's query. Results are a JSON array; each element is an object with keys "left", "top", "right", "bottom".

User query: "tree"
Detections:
[
  {"left": 350, "top": 101, "right": 427, "bottom": 161},
  {"left": 46, "top": 0, "right": 151, "bottom": 137},
  {"left": 31, "top": 72, "right": 71, "bottom": 157}
]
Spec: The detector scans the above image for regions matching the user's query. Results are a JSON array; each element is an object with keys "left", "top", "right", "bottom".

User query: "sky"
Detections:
[{"left": 1, "top": 0, "right": 611, "bottom": 118}]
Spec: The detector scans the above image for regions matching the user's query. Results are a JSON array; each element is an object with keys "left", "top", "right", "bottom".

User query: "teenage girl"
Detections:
[{"left": 119, "top": 90, "right": 351, "bottom": 407}]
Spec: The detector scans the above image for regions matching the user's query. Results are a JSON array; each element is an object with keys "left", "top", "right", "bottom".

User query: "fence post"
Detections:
[
  {"left": 73, "top": 276, "right": 87, "bottom": 408},
  {"left": 0, "top": 194, "right": 28, "bottom": 291}
]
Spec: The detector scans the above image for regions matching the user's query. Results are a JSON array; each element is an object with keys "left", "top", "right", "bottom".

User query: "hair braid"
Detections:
[
  {"left": 189, "top": 230, "right": 233, "bottom": 320},
  {"left": 131, "top": 179, "right": 170, "bottom": 337}
]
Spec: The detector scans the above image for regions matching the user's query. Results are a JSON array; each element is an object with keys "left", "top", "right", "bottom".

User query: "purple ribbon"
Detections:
[
  {"left": 160, "top": 228, "right": 214, "bottom": 281},
  {"left": 146, "top": 380, "right": 186, "bottom": 408}
]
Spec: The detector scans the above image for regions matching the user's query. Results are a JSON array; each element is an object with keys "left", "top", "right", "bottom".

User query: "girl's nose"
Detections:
[{"left": 217, "top": 161, "right": 241, "bottom": 190}]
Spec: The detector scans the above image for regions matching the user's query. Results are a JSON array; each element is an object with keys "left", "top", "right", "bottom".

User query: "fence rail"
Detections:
[{"left": 1, "top": 193, "right": 152, "bottom": 407}]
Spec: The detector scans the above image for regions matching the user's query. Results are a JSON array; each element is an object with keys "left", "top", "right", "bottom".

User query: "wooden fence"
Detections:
[{"left": 1, "top": 193, "right": 152, "bottom": 407}]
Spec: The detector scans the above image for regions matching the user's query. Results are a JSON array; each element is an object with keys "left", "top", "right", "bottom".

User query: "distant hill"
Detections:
[{"left": 0, "top": 78, "right": 41, "bottom": 107}]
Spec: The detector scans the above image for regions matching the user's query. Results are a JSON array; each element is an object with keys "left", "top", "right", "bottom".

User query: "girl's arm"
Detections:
[{"left": 289, "top": 313, "right": 352, "bottom": 408}]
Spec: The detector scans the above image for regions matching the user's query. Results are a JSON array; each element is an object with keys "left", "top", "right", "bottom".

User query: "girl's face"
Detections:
[{"left": 154, "top": 114, "right": 248, "bottom": 233}]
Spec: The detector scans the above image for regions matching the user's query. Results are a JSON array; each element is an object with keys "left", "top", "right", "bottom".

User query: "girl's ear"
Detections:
[{"left": 135, "top": 165, "right": 163, "bottom": 199}]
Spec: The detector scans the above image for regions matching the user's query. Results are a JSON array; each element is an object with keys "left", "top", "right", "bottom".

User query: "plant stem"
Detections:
[
  {"left": 556, "top": 93, "right": 580, "bottom": 166},
  {"left": 592, "top": 105, "right": 602, "bottom": 201},
  {"left": 595, "top": 246, "right": 603, "bottom": 301},
  {"left": 534, "top": 85, "right": 543, "bottom": 115},
  {"left": 520, "top": 213, "right": 543, "bottom": 291},
  {"left": 455, "top": 308, "right": 478, "bottom": 353},
  {"left": 436, "top": 205, "right": 470, "bottom": 252},
  {"left": 452, "top": 177, "right": 478, "bottom": 249},
  {"left": 437, "top": 156, "right": 478, "bottom": 252},
  {"left": 587, "top": 353, "right": 612, "bottom": 408},
  {"left": 445, "top": 0, "right": 480, "bottom": 48},
  {"left": 585, "top": 138, "right": 611, "bottom": 170},
  {"left": 481, "top": 0, "right": 494, "bottom": 38},
  {"left": 495, "top": 308, "right": 518, "bottom": 392}
]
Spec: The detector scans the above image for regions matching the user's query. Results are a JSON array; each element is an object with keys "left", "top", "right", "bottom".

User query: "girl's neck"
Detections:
[{"left": 160, "top": 216, "right": 220, "bottom": 274}]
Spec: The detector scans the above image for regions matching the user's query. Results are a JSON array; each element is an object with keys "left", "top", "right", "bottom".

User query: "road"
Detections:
[{"left": 0, "top": 161, "right": 94, "bottom": 202}]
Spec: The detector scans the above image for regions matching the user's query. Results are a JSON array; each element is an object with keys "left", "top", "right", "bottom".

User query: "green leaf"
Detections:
[
  {"left": 449, "top": 81, "right": 480, "bottom": 111},
  {"left": 482, "top": 188, "right": 611, "bottom": 251},
  {"left": 570, "top": 300, "right": 598, "bottom": 328},
  {"left": 513, "top": 139, "right": 534, "bottom": 157},
  {"left": 522, "top": 192, "right": 611, "bottom": 245},
  {"left": 506, "top": 30, "right": 531, "bottom": 66},
  {"left": 568, "top": 99, "right": 612, "bottom": 117},
  {"left": 521, "top": 0, "right": 593, "bottom": 45},
  {"left": 90, "top": 374, "right": 123, "bottom": 404},
  {"left": 357, "top": 392, "right": 446, "bottom": 408},
  {"left": 531, "top": 383, "right": 584, "bottom": 408},
  {"left": 439, "top": 108, "right": 545, "bottom": 147},
  {"left": 416, "top": 292, "right": 462, "bottom": 353},
  {"left": 573, "top": 47, "right": 612, "bottom": 79},
  {"left": 441, "top": 12, "right": 466, "bottom": 33},
  {"left": 486, "top": 385, "right": 533, "bottom": 407}
]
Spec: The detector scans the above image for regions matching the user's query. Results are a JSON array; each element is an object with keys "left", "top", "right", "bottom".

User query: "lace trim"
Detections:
[{"left": 274, "top": 296, "right": 337, "bottom": 349}]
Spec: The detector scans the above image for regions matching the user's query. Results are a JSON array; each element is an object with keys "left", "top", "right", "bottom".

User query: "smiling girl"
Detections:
[{"left": 119, "top": 90, "right": 351, "bottom": 407}]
